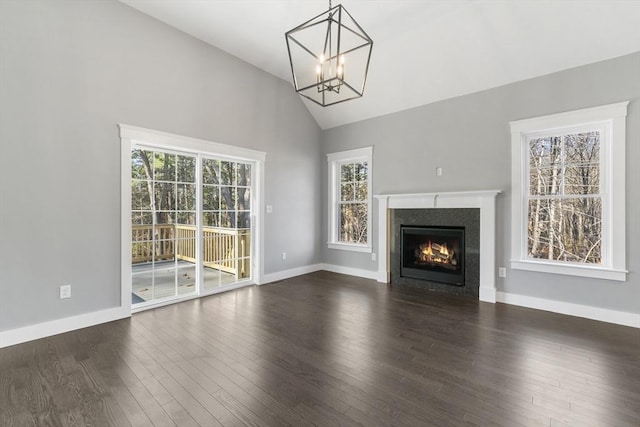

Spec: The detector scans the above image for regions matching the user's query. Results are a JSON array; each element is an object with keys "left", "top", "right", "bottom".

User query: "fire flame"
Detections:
[
  {"left": 422, "top": 242, "right": 433, "bottom": 256},
  {"left": 418, "top": 240, "right": 456, "bottom": 266}
]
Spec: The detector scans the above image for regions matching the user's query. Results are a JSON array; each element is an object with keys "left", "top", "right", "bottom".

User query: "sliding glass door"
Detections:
[{"left": 130, "top": 146, "right": 254, "bottom": 308}]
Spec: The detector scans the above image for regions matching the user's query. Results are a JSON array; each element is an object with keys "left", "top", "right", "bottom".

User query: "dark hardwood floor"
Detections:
[{"left": 1, "top": 271, "right": 639, "bottom": 426}]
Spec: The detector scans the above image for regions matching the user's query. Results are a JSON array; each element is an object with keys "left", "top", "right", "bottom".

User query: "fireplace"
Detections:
[
  {"left": 375, "top": 191, "right": 500, "bottom": 301},
  {"left": 400, "top": 225, "right": 465, "bottom": 286}
]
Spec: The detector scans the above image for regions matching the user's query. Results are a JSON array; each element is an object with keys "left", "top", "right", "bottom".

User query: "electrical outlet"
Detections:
[
  {"left": 436, "top": 167, "right": 443, "bottom": 177},
  {"left": 266, "top": 205, "right": 273, "bottom": 214},
  {"left": 281, "top": 252, "right": 287, "bottom": 261},
  {"left": 498, "top": 267, "right": 506, "bottom": 278},
  {"left": 60, "top": 284, "right": 71, "bottom": 299},
  {"left": 371, "top": 253, "right": 377, "bottom": 261}
]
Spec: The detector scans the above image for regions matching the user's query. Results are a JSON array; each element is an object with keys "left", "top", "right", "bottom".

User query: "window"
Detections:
[
  {"left": 510, "top": 102, "right": 628, "bottom": 280},
  {"left": 327, "top": 146, "right": 373, "bottom": 252}
]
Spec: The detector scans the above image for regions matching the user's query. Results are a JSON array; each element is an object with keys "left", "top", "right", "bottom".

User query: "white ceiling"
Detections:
[{"left": 120, "top": 0, "right": 640, "bottom": 129}]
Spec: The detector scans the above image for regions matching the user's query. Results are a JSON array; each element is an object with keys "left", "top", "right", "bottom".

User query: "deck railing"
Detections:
[{"left": 131, "top": 224, "right": 250, "bottom": 277}]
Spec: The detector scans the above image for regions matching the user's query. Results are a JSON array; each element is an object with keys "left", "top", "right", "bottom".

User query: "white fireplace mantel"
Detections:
[{"left": 374, "top": 190, "right": 501, "bottom": 303}]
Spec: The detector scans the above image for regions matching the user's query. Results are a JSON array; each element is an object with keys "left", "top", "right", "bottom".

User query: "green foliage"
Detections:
[{"left": 131, "top": 148, "right": 252, "bottom": 229}]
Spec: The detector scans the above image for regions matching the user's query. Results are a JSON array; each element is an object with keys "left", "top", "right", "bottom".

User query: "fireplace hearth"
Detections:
[{"left": 401, "top": 226, "right": 465, "bottom": 286}]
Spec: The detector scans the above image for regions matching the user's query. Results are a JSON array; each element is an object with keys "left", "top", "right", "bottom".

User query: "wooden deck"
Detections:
[{"left": 1, "top": 271, "right": 638, "bottom": 426}]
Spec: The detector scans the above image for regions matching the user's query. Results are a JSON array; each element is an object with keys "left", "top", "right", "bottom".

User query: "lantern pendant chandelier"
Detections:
[{"left": 285, "top": 0, "right": 373, "bottom": 107}]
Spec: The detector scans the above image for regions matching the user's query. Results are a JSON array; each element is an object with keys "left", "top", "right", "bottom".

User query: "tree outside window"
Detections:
[
  {"left": 527, "top": 131, "right": 601, "bottom": 264},
  {"left": 339, "top": 161, "right": 368, "bottom": 244}
]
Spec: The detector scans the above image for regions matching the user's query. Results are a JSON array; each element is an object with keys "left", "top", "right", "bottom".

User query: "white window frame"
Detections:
[
  {"left": 327, "top": 146, "right": 373, "bottom": 253},
  {"left": 510, "top": 102, "right": 628, "bottom": 281}
]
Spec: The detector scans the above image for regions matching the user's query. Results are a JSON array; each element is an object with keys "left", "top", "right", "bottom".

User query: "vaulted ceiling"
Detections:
[{"left": 120, "top": 0, "right": 640, "bottom": 129}]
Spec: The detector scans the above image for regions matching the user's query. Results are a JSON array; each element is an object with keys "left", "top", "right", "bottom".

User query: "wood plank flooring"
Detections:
[{"left": 1, "top": 271, "right": 639, "bottom": 426}]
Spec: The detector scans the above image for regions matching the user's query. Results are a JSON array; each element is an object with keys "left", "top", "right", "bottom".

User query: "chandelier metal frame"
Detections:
[{"left": 285, "top": 1, "right": 373, "bottom": 107}]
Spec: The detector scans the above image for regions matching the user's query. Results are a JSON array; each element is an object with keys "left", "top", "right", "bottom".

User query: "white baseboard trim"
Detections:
[
  {"left": 320, "top": 263, "right": 380, "bottom": 281},
  {"left": 260, "top": 263, "right": 379, "bottom": 284},
  {"left": 496, "top": 291, "right": 640, "bottom": 328},
  {"left": 0, "top": 306, "right": 130, "bottom": 349},
  {"left": 260, "top": 264, "right": 324, "bottom": 285}
]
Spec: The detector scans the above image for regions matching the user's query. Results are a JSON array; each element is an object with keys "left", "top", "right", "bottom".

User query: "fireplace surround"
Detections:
[
  {"left": 374, "top": 190, "right": 501, "bottom": 303},
  {"left": 393, "top": 209, "right": 479, "bottom": 297}
]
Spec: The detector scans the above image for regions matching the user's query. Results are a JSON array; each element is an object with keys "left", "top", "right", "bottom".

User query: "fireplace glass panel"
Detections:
[{"left": 400, "top": 226, "right": 465, "bottom": 286}]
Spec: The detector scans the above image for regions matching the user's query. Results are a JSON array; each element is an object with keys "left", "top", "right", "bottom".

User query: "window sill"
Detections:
[
  {"left": 510, "top": 260, "right": 627, "bottom": 281},
  {"left": 328, "top": 242, "right": 372, "bottom": 253}
]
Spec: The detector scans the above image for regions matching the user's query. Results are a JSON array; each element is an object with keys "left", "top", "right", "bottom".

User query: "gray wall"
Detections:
[
  {"left": 0, "top": 0, "right": 321, "bottom": 331},
  {"left": 321, "top": 52, "right": 640, "bottom": 315}
]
